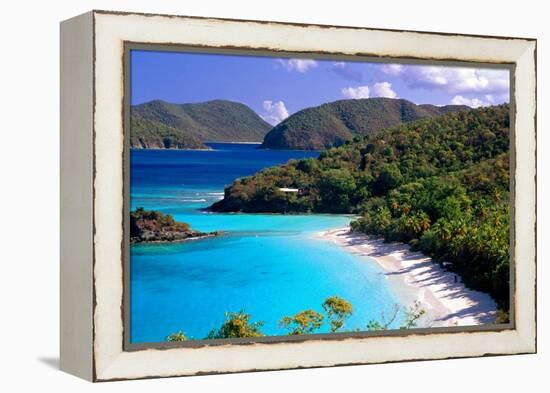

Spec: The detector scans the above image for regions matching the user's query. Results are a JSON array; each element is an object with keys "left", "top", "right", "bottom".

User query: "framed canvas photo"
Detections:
[{"left": 60, "top": 10, "right": 537, "bottom": 381}]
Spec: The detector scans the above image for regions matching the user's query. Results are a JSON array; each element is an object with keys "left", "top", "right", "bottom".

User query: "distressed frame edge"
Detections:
[
  {"left": 89, "top": 11, "right": 537, "bottom": 382},
  {"left": 512, "top": 40, "right": 537, "bottom": 354},
  {"left": 91, "top": 8, "right": 537, "bottom": 42},
  {"left": 59, "top": 10, "right": 95, "bottom": 381}
]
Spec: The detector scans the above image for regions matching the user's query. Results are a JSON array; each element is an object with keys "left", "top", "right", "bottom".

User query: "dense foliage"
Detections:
[
  {"left": 279, "top": 310, "right": 324, "bottom": 335},
  {"left": 206, "top": 311, "right": 265, "bottom": 339},
  {"left": 131, "top": 207, "right": 190, "bottom": 234},
  {"left": 131, "top": 99, "right": 271, "bottom": 144},
  {"left": 211, "top": 105, "right": 511, "bottom": 313},
  {"left": 322, "top": 296, "right": 354, "bottom": 332},
  {"left": 261, "top": 98, "right": 469, "bottom": 150},
  {"left": 166, "top": 331, "right": 188, "bottom": 342},
  {"left": 130, "top": 115, "right": 208, "bottom": 149},
  {"left": 167, "top": 297, "right": 426, "bottom": 340}
]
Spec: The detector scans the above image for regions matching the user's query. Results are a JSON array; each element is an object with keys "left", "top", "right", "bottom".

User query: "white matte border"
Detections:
[{"left": 92, "top": 11, "right": 536, "bottom": 381}]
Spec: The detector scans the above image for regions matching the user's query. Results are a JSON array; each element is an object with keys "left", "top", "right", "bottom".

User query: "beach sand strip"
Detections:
[{"left": 317, "top": 228, "right": 497, "bottom": 327}]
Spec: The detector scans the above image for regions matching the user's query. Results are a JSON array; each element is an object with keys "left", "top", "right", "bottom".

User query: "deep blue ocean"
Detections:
[{"left": 130, "top": 143, "right": 402, "bottom": 343}]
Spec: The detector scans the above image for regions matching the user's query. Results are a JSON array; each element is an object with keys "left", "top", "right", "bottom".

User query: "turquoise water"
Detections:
[{"left": 130, "top": 143, "right": 402, "bottom": 343}]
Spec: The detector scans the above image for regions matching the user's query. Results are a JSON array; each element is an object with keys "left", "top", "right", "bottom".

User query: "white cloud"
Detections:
[
  {"left": 261, "top": 100, "right": 289, "bottom": 125},
  {"left": 381, "top": 63, "right": 509, "bottom": 97},
  {"left": 381, "top": 64, "right": 404, "bottom": 75},
  {"left": 450, "top": 95, "right": 490, "bottom": 108},
  {"left": 402, "top": 65, "right": 509, "bottom": 95},
  {"left": 333, "top": 62, "right": 345, "bottom": 69},
  {"left": 411, "top": 66, "right": 449, "bottom": 87},
  {"left": 371, "top": 82, "right": 398, "bottom": 98},
  {"left": 277, "top": 58, "right": 318, "bottom": 73},
  {"left": 341, "top": 85, "right": 370, "bottom": 99},
  {"left": 341, "top": 82, "right": 398, "bottom": 99}
]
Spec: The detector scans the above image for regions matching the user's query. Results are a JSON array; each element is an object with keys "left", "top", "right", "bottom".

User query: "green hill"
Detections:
[
  {"left": 130, "top": 116, "right": 208, "bottom": 150},
  {"left": 131, "top": 99, "right": 271, "bottom": 146},
  {"left": 261, "top": 98, "right": 470, "bottom": 150},
  {"left": 211, "top": 104, "right": 511, "bottom": 314}
]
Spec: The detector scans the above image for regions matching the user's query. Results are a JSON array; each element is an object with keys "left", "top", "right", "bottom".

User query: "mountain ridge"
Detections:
[
  {"left": 261, "top": 98, "right": 470, "bottom": 150},
  {"left": 131, "top": 99, "right": 272, "bottom": 147},
  {"left": 209, "top": 104, "right": 511, "bottom": 312}
]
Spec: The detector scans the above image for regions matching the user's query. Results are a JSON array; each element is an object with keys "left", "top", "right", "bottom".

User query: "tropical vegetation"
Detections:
[
  {"left": 130, "top": 207, "right": 221, "bottom": 243},
  {"left": 131, "top": 99, "right": 272, "bottom": 146},
  {"left": 261, "top": 97, "right": 469, "bottom": 150},
  {"left": 166, "top": 296, "right": 426, "bottom": 341},
  {"left": 206, "top": 311, "right": 265, "bottom": 339},
  {"left": 210, "top": 105, "right": 511, "bottom": 316},
  {"left": 130, "top": 115, "right": 208, "bottom": 150}
]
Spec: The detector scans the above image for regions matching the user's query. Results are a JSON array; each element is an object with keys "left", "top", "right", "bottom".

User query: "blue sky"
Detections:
[{"left": 131, "top": 50, "right": 510, "bottom": 125}]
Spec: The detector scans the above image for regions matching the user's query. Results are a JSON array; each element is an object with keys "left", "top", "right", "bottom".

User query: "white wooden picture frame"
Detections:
[{"left": 60, "top": 10, "right": 536, "bottom": 381}]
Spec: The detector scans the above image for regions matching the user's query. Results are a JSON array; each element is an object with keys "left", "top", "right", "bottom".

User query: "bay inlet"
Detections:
[{"left": 130, "top": 143, "right": 405, "bottom": 343}]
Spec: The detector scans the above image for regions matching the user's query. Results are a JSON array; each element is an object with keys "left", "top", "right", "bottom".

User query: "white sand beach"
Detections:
[{"left": 317, "top": 227, "right": 497, "bottom": 327}]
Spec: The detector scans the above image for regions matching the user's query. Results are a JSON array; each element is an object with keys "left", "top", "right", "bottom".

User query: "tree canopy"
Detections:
[
  {"left": 205, "top": 311, "right": 265, "bottom": 339},
  {"left": 166, "top": 297, "right": 425, "bottom": 341},
  {"left": 322, "top": 296, "right": 354, "bottom": 332},
  {"left": 279, "top": 310, "right": 324, "bottom": 335},
  {"left": 210, "top": 105, "right": 511, "bottom": 315}
]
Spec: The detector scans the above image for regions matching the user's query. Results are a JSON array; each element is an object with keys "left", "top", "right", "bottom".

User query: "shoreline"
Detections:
[
  {"left": 131, "top": 232, "right": 221, "bottom": 245},
  {"left": 317, "top": 227, "right": 497, "bottom": 327}
]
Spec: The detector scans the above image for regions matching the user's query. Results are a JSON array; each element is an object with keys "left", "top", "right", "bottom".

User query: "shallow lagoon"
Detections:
[{"left": 130, "top": 144, "right": 403, "bottom": 342}]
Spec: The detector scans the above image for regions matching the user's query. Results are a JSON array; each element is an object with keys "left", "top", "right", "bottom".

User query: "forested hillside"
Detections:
[
  {"left": 131, "top": 99, "right": 272, "bottom": 146},
  {"left": 211, "top": 105, "right": 511, "bottom": 314},
  {"left": 261, "top": 98, "right": 469, "bottom": 150},
  {"left": 130, "top": 116, "right": 208, "bottom": 150}
]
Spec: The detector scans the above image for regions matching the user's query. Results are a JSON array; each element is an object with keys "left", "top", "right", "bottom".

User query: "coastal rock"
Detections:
[{"left": 130, "top": 208, "right": 221, "bottom": 243}]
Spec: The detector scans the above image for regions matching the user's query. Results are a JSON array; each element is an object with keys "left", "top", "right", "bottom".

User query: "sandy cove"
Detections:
[{"left": 317, "top": 227, "right": 497, "bottom": 327}]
